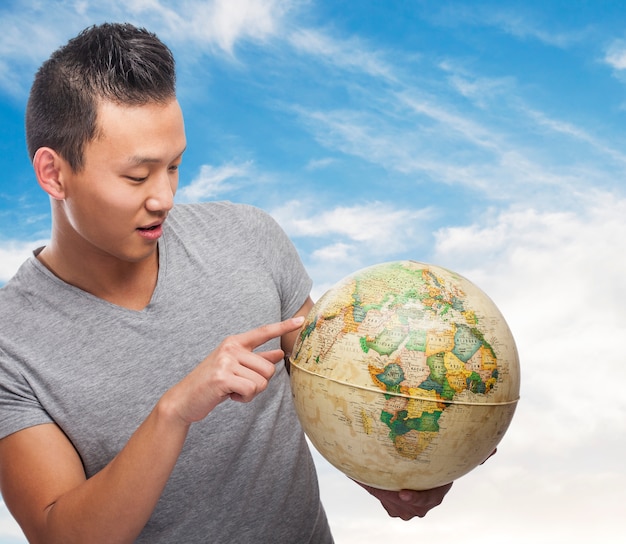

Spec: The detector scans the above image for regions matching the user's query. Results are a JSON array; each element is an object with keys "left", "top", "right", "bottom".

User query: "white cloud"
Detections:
[
  {"left": 281, "top": 23, "right": 626, "bottom": 210},
  {"left": 316, "top": 430, "right": 625, "bottom": 543},
  {"left": 0, "top": 11, "right": 73, "bottom": 98},
  {"left": 311, "top": 242, "right": 353, "bottom": 262},
  {"left": 294, "top": 107, "right": 521, "bottom": 196},
  {"left": 0, "top": 239, "right": 48, "bottom": 284},
  {"left": 311, "top": 191, "right": 626, "bottom": 543},
  {"left": 397, "top": 93, "right": 502, "bottom": 153},
  {"left": 294, "top": 75, "right": 626, "bottom": 207},
  {"left": 485, "top": 11, "right": 580, "bottom": 48},
  {"left": 131, "top": 0, "right": 293, "bottom": 54},
  {"left": 190, "top": 0, "right": 289, "bottom": 53},
  {"left": 271, "top": 199, "right": 432, "bottom": 254},
  {"left": 525, "top": 107, "right": 626, "bottom": 167},
  {"left": 0, "top": 0, "right": 298, "bottom": 97},
  {"left": 444, "top": 71, "right": 515, "bottom": 110},
  {"left": 432, "top": 191, "right": 626, "bottom": 472},
  {"left": 0, "top": 58, "right": 23, "bottom": 98},
  {"left": 433, "top": 191, "right": 626, "bottom": 319},
  {"left": 176, "top": 161, "right": 253, "bottom": 202},
  {"left": 605, "top": 39, "right": 626, "bottom": 70},
  {"left": 425, "top": 5, "right": 582, "bottom": 49},
  {"left": 288, "top": 27, "right": 397, "bottom": 82},
  {"left": 270, "top": 199, "right": 435, "bottom": 300},
  {"left": 0, "top": 11, "right": 68, "bottom": 62},
  {"left": 305, "top": 157, "right": 336, "bottom": 171}
]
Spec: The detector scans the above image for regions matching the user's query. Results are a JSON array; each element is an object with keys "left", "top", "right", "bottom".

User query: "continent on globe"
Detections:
[{"left": 290, "top": 261, "right": 520, "bottom": 491}]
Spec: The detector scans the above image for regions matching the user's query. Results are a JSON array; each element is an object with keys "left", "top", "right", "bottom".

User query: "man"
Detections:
[{"left": 0, "top": 23, "right": 452, "bottom": 543}]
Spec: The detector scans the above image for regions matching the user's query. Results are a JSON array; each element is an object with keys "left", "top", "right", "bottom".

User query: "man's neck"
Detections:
[{"left": 37, "top": 243, "right": 159, "bottom": 311}]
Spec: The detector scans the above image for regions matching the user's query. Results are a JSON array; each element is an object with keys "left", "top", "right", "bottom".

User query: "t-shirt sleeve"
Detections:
[
  {"left": 236, "top": 204, "right": 313, "bottom": 320},
  {"left": 0, "top": 347, "right": 54, "bottom": 440}
]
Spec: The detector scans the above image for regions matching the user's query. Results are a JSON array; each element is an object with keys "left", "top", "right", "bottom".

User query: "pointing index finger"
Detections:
[{"left": 237, "top": 316, "right": 305, "bottom": 351}]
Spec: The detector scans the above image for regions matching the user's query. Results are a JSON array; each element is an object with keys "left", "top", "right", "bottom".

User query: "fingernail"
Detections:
[{"left": 293, "top": 316, "right": 305, "bottom": 325}]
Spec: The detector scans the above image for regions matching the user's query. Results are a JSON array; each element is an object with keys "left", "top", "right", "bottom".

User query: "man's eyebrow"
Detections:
[
  {"left": 128, "top": 156, "right": 161, "bottom": 165},
  {"left": 127, "top": 148, "right": 187, "bottom": 166}
]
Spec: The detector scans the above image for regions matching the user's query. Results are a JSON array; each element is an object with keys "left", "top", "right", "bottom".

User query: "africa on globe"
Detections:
[{"left": 289, "top": 261, "right": 520, "bottom": 491}]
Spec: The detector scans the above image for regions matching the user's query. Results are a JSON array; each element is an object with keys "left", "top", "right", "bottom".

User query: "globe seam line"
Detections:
[{"left": 289, "top": 360, "right": 520, "bottom": 406}]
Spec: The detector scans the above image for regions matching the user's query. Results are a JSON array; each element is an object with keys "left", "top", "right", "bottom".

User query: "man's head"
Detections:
[{"left": 26, "top": 23, "right": 176, "bottom": 172}]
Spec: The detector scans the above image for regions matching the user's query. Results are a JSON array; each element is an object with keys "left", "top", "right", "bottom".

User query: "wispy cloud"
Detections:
[
  {"left": 288, "top": 27, "right": 397, "bottom": 82},
  {"left": 293, "top": 103, "right": 585, "bottom": 202},
  {"left": 605, "top": 38, "right": 626, "bottom": 70},
  {"left": 176, "top": 161, "right": 253, "bottom": 202},
  {"left": 305, "top": 157, "right": 336, "bottom": 171},
  {"left": 0, "top": 0, "right": 297, "bottom": 97},
  {"left": 438, "top": 60, "right": 517, "bottom": 109},
  {"left": 433, "top": 189, "right": 626, "bottom": 455},
  {"left": 481, "top": 10, "right": 582, "bottom": 48},
  {"left": 271, "top": 199, "right": 435, "bottom": 298},
  {"left": 424, "top": 4, "right": 583, "bottom": 48},
  {"left": 131, "top": 0, "right": 294, "bottom": 54},
  {"left": 282, "top": 24, "right": 626, "bottom": 211},
  {"left": 271, "top": 199, "right": 433, "bottom": 255},
  {"left": 0, "top": 11, "right": 73, "bottom": 98},
  {"left": 525, "top": 107, "right": 626, "bottom": 167}
]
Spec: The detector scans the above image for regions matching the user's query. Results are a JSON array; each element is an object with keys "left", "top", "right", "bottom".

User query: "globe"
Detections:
[{"left": 289, "top": 260, "right": 520, "bottom": 491}]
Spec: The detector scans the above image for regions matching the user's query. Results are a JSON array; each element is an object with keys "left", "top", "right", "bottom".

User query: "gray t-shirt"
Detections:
[{"left": 0, "top": 202, "right": 333, "bottom": 543}]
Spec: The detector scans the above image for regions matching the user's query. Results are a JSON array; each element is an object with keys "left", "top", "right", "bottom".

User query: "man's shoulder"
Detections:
[
  {"left": 171, "top": 201, "right": 265, "bottom": 220},
  {"left": 168, "top": 202, "right": 275, "bottom": 235},
  {"left": 0, "top": 258, "right": 44, "bottom": 334},
  {"left": 0, "top": 257, "right": 38, "bottom": 303}
]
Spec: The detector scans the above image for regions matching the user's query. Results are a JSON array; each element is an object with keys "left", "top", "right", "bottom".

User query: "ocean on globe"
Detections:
[{"left": 289, "top": 260, "right": 520, "bottom": 491}]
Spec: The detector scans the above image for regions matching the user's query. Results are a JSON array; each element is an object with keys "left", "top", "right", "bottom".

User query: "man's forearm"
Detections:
[{"left": 43, "top": 396, "right": 190, "bottom": 544}]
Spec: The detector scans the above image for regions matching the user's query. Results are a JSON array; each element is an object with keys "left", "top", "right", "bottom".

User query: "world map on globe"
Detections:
[{"left": 290, "top": 260, "right": 520, "bottom": 490}]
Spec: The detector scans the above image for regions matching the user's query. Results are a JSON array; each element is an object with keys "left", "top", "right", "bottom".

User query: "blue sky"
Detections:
[{"left": 1, "top": 1, "right": 625, "bottom": 542}]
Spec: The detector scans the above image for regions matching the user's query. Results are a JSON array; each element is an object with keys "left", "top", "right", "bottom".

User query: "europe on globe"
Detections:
[{"left": 290, "top": 261, "right": 520, "bottom": 491}]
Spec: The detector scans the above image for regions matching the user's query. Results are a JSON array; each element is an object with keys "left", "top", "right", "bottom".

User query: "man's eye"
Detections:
[{"left": 126, "top": 175, "right": 148, "bottom": 182}]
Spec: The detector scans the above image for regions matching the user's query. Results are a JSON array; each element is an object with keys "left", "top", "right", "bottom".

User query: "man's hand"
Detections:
[
  {"left": 357, "top": 481, "right": 454, "bottom": 520},
  {"left": 164, "top": 316, "right": 305, "bottom": 426},
  {"left": 355, "top": 449, "right": 497, "bottom": 520}
]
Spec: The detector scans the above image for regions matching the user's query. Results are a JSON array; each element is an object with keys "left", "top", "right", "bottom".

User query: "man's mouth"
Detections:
[
  {"left": 137, "top": 220, "right": 163, "bottom": 231},
  {"left": 136, "top": 221, "right": 164, "bottom": 239}
]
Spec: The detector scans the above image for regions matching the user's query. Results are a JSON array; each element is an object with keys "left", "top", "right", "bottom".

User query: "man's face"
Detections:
[{"left": 59, "top": 98, "right": 187, "bottom": 264}]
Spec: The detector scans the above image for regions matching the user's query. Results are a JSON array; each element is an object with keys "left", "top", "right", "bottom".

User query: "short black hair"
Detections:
[{"left": 25, "top": 23, "right": 176, "bottom": 171}]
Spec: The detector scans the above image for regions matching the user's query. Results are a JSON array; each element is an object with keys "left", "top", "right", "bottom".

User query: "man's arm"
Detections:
[
  {"left": 0, "top": 406, "right": 188, "bottom": 544},
  {"left": 0, "top": 316, "right": 304, "bottom": 544}
]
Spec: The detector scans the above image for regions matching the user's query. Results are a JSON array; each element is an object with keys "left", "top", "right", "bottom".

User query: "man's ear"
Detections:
[{"left": 33, "top": 147, "right": 68, "bottom": 200}]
